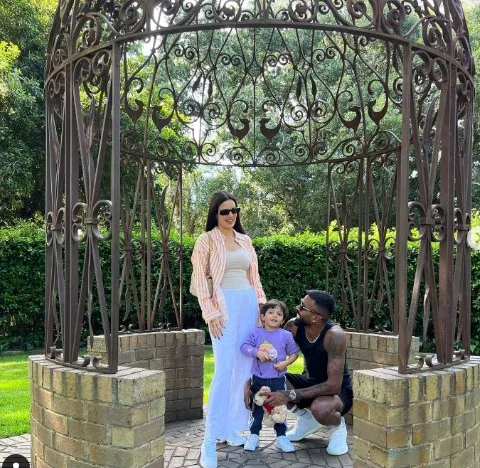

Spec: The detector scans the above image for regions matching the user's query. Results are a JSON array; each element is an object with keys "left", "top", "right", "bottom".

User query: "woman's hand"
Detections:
[
  {"left": 209, "top": 317, "right": 224, "bottom": 339},
  {"left": 257, "top": 303, "right": 264, "bottom": 327},
  {"left": 243, "top": 378, "right": 252, "bottom": 409},
  {"left": 256, "top": 350, "right": 271, "bottom": 362}
]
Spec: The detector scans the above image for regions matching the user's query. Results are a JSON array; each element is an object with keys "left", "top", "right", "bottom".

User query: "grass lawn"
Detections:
[
  {"left": 0, "top": 349, "right": 305, "bottom": 438},
  {"left": 0, "top": 352, "right": 31, "bottom": 438}
]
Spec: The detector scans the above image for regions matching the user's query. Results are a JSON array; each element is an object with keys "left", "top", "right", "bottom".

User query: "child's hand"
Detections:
[
  {"left": 273, "top": 361, "right": 287, "bottom": 371},
  {"left": 257, "top": 350, "right": 272, "bottom": 362}
]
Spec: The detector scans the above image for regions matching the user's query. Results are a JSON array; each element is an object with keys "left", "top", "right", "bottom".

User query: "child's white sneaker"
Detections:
[
  {"left": 244, "top": 434, "right": 259, "bottom": 451},
  {"left": 276, "top": 435, "right": 295, "bottom": 452}
]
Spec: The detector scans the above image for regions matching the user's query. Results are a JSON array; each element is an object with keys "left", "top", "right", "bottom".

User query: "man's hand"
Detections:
[
  {"left": 261, "top": 390, "right": 291, "bottom": 407},
  {"left": 273, "top": 361, "right": 288, "bottom": 372},
  {"left": 256, "top": 350, "right": 271, "bottom": 362},
  {"left": 243, "top": 379, "right": 252, "bottom": 410}
]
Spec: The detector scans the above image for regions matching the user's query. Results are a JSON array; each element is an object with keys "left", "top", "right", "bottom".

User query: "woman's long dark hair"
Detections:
[{"left": 205, "top": 191, "right": 246, "bottom": 233}]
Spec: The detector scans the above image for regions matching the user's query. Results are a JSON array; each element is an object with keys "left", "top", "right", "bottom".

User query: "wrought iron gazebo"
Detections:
[{"left": 45, "top": 0, "right": 474, "bottom": 374}]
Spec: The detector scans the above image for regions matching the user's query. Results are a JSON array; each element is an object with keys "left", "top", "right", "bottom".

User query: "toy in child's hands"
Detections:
[{"left": 252, "top": 385, "right": 288, "bottom": 427}]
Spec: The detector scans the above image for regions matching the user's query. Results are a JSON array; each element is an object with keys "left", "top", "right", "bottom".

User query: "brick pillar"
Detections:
[
  {"left": 343, "top": 332, "right": 419, "bottom": 425},
  {"left": 89, "top": 329, "right": 204, "bottom": 422},
  {"left": 346, "top": 332, "right": 420, "bottom": 371},
  {"left": 352, "top": 356, "right": 480, "bottom": 467},
  {"left": 29, "top": 356, "right": 165, "bottom": 468}
]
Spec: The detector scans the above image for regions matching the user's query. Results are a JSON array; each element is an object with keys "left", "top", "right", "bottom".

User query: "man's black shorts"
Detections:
[{"left": 285, "top": 373, "right": 353, "bottom": 416}]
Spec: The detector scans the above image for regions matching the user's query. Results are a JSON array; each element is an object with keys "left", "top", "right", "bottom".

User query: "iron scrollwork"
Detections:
[{"left": 45, "top": 0, "right": 474, "bottom": 373}]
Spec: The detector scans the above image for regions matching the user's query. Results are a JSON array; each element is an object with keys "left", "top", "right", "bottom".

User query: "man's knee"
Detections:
[{"left": 310, "top": 397, "right": 342, "bottom": 425}]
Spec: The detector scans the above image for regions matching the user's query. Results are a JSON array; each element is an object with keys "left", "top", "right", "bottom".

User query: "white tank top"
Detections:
[{"left": 221, "top": 248, "right": 251, "bottom": 289}]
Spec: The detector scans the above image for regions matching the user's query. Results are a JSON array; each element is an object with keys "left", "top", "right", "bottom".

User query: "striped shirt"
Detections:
[{"left": 191, "top": 227, "right": 266, "bottom": 323}]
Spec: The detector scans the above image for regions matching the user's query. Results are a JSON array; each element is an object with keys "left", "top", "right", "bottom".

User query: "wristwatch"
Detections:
[{"left": 288, "top": 389, "right": 297, "bottom": 402}]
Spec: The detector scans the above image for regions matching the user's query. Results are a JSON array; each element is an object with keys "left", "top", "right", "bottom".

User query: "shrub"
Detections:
[
  {"left": 0, "top": 224, "right": 478, "bottom": 352},
  {"left": 0, "top": 223, "right": 45, "bottom": 350}
]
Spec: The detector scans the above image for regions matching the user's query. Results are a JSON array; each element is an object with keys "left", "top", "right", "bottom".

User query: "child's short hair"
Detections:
[{"left": 260, "top": 299, "right": 289, "bottom": 320}]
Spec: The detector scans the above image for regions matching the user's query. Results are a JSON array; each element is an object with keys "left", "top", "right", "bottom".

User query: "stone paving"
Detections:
[
  {"left": 165, "top": 413, "right": 353, "bottom": 468},
  {"left": 0, "top": 414, "right": 353, "bottom": 467},
  {"left": 0, "top": 434, "right": 31, "bottom": 465}
]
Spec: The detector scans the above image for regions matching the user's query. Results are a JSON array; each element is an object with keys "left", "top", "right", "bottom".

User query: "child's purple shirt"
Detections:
[{"left": 240, "top": 327, "right": 298, "bottom": 378}]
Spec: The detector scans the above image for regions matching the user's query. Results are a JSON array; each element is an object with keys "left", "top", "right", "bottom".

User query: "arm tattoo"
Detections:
[
  {"left": 326, "top": 329, "right": 347, "bottom": 376},
  {"left": 297, "top": 381, "right": 337, "bottom": 400},
  {"left": 296, "top": 328, "right": 346, "bottom": 400}
]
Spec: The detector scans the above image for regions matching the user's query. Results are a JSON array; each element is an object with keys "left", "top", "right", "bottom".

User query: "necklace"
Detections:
[{"left": 305, "top": 328, "right": 321, "bottom": 344}]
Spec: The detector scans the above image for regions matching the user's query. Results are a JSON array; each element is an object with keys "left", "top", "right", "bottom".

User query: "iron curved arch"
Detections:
[{"left": 44, "top": 0, "right": 475, "bottom": 373}]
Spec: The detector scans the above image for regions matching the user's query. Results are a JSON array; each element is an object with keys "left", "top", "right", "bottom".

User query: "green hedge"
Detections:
[
  {"left": 1, "top": 225, "right": 479, "bottom": 352},
  {"left": 0, "top": 225, "right": 45, "bottom": 350}
]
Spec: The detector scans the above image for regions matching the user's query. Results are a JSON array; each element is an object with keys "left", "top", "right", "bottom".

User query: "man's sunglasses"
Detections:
[
  {"left": 218, "top": 207, "right": 241, "bottom": 216},
  {"left": 298, "top": 301, "right": 320, "bottom": 315}
]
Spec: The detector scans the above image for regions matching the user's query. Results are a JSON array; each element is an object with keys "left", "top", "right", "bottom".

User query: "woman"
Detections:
[{"left": 191, "top": 191, "right": 266, "bottom": 468}]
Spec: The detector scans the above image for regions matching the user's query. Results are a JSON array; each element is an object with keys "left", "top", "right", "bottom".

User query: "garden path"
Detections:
[{"left": 0, "top": 413, "right": 353, "bottom": 467}]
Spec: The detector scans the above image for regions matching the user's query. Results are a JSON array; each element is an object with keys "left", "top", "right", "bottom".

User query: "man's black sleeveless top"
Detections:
[{"left": 294, "top": 320, "right": 352, "bottom": 391}]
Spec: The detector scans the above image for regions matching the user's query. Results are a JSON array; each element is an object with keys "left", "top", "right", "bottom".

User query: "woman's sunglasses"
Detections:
[{"left": 218, "top": 207, "right": 241, "bottom": 216}]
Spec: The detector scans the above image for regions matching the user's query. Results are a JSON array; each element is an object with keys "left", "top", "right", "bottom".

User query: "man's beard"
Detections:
[{"left": 294, "top": 316, "right": 306, "bottom": 326}]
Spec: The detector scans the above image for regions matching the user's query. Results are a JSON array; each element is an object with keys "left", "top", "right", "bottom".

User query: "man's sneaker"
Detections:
[
  {"left": 226, "top": 431, "right": 246, "bottom": 447},
  {"left": 276, "top": 435, "right": 295, "bottom": 452},
  {"left": 244, "top": 434, "right": 259, "bottom": 451},
  {"left": 326, "top": 416, "right": 348, "bottom": 456},
  {"left": 286, "top": 409, "right": 322, "bottom": 441},
  {"left": 200, "top": 438, "right": 217, "bottom": 468}
]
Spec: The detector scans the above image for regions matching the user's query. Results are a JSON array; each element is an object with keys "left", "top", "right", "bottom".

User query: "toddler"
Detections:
[{"left": 240, "top": 299, "right": 298, "bottom": 452}]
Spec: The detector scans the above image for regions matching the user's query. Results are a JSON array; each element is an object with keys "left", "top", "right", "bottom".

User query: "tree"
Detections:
[
  {"left": 0, "top": 0, "right": 56, "bottom": 226},
  {"left": 155, "top": 26, "right": 401, "bottom": 236},
  {"left": 2, "top": 2, "right": 478, "bottom": 229},
  {"left": 464, "top": 4, "right": 480, "bottom": 209}
]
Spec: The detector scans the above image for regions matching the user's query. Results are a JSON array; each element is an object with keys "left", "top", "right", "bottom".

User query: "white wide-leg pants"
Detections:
[{"left": 204, "top": 287, "right": 258, "bottom": 440}]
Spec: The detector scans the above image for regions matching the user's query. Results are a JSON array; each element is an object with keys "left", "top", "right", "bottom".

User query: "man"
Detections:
[{"left": 261, "top": 290, "right": 352, "bottom": 456}]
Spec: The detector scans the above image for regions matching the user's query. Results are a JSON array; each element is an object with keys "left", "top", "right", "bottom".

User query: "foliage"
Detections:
[
  {"left": 164, "top": 6, "right": 480, "bottom": 237},
  {"left": 0, "top": 3, "right": 479, "bottom": 232},
  {"left": 464, "top": 3, "right": 480, "bottom": 208},
  {"left": 0, "top": 41, "right": 24, "bottom": 113},
  {"left": 0, "top": 2, "right": 479, "bottom": 352},
  {"left": 0, "top": 0, "right": 56, "bottom": 226},
  {"left": 1, "top": 221, "right": 479, "bottom": 354},
  {"left": 0, "top": 223, "right": 45, "bottom": 350}
]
